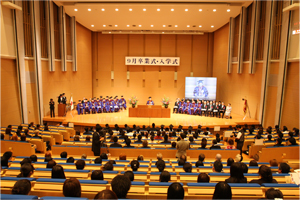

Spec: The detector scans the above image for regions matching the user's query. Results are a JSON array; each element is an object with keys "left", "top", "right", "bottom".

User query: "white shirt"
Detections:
[{"left": 236, "top": 132, "right": 242, "bottom": 139}]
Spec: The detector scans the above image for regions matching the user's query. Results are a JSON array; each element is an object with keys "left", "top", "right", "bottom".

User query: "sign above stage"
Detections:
[{"left": 125, "top": 56, "right": 180, "bottom": 66}]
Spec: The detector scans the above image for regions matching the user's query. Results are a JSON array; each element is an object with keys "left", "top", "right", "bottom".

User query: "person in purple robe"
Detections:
[{"left": 146, "top": 97, "right": 154, "bottom": 105}]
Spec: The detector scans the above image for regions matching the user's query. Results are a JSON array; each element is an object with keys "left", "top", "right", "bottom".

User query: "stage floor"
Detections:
[{"left": 43, "top": 109, "right": 260, "bottom": 129}]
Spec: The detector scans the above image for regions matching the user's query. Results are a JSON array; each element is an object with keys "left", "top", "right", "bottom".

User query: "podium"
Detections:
[
  {"left": 58, "top": 104, "right": 66, "bottom": 117},
  {"left": 129, "top": 105, "right": 170, "bottom": 118}
]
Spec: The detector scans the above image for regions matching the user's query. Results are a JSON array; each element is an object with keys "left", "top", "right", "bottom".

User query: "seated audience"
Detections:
[
  {"left": 20, "top": 135, "right": 26, "bottom": 141},
  {"left": 171, "top": 142, "right": 177, "bottom": 148},
  {"left": 46, "top": 160, "right": 57, "bottom": 168},
  {"left": 225, "top": 162, "right": 247, "bottom": 183},
  {"left": 110, "top": 137, "right": 122, "bottom": 147},
  {"left": 198, "top": 138, "right": 207, "bottom": 149},
  {"left": 94, "top": 189, "right": 118, "bottom": 200},
  {"left": 278, "top": 163, "right": 290, "bottom": 173},
  {"left": 141, "top": 140, "right": 150, "bottom": 148},
  {"left": 12, "top": 134, "right": 18, "bottom": 141},
  {"left": 227, "top": 158, "right": 234, "bottom": 167},
  {"left": 124, "top": 171, "right": 134, "bottom": 181},
  {"left": 94, "top": 157, "right": 102, "bottom": 164},
  {"left": 167, "top": 182, "right": 184, "bottom": 200},
  {"left": 12, "top": 179, "right": 31, "bottom": 195},
  {"left": 215, "top": 154, "right": 222, "bottom": 162},
  {"left": 103, "top": 162, "right": 114, "bottom": 171},
  {"left": 267, "top": 134, "right": 273, "bottom": 141},
  {"left": 235, "top": 154, "right": 242, "bottom": 162},
  {"left": 100, "top": 153, "right": 108, "bottom": 160},
  {"left": 20, "top": 158, "right": 32, "bottom": 166},
  {"left": 226, "top": 139, "right": 236, "bottom": 149},
  {"left": 160, "top": 171, "right": 171, "bottom": 182},
  {"left": 212, "top": 182, "right": 232, "bottom": 199},
  {"left": 73, "top": 135, "right": 80, "bottom": 141},
  {"left": 91, "top": 170, "right": 104, "bottom": 180},
  {"left": 119, "top": 153, "right": 126, "bottom": 160},
  {"left": 154, "top": 132, "right": 163, "bottom": 140},
  {"left": 81, "top": 154, "right": 87, "bottom": 159},
  {"left": 274, "top": 138, "right": 284, "bottom": 147},
  {"left": 135, "top": 135, "right": 143, "bottom": 144},
  {"left": 265, "top": 188, "right": 283, "bottom": 199},
  {"left": 130, "top": 160, "right": 140, "bottom": 171},
  {"left": 241, "top": 163, "right": 248, "bottom": 173},
  {"left": 156, "top": 160, "right": 166, "bottom": 172},
  {"left": 156, "top": 153, "right": 163, "bottom": 162},
  {"left": 197, "top": 173, "right": 210, "bottom": 183},
  {"left": 198, "top": 153, "right": 205, "bottom": 162},
  {"left": 178, "top": 159, "right": 186, "bottom": 166},
  {"left": 195, "top": 160, "right": 204, "bottom": 167},
  {"left": 288, "top": 137, "right": 297, "bottom": 145},
  {"left": 75, "top": 160, "right": 86, "bottom": 170},
  {"left": 161, "top": 134, "right": 171, "bottom": 143},
  {"left": 60, "top": 151, "right": 68, "bottom": 158},
  {"left": 189, "top": 136, "right": 196, "bottom": 145},
  {"left": 17, "top": 163, "right": 34, "bottom": 177},
  {"left": 33, "top": 130, "right": 42, "bottom": 139},
  {"left": 124, "top": 139, "right": 133, "bottom": 148},
  {"left": 30, "top": 155, "right": 37, "bottom": 163},
  {"left": 52, "top": 165, "right": 66, "bottom": 179},
  {"left": 249, "top": 160, "right": 258, "bottom": 166},
  {"left": 137, "top": 155, "right": 144, "bottom": 161},
  {"left": 67, "top": 157, "right": 75, "bottom": 163},
  {"left": 213, "top": 160, "right": 223, "bottom": 173},
  {"left": 63, "top": 178, "right": 81, "bottom": 197},
  {"left": 249, "top": 165, "right": 278, "bottom": 185},
  {"left": 85, "top": 135, "right": 91, "bottom": 141},
  {"left": 210, "top": 140, "right": 221, "bottom": 149},
  {"left": 183, "top": 163, "right": 192, "bottom": 172},
  {"left": 269, "top": 159, "right": 278, "bottom": 167},
  {"left": 111, "top": 175, "right": 131, "bottom": 199}
]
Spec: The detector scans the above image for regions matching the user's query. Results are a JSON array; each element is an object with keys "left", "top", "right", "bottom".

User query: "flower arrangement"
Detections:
[
  {"left": 129, "top": 96, "right": 138, "bottom": 107},
  {"left": 161, "top": 96, "right": 170, "bottom": 108}
]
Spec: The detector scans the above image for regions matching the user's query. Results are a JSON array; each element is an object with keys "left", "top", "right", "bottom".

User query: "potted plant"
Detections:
[
  {"left": 161, "top": 96, "right": 170, "bottom": 108},
  {"left": 129, "top": 96, "right": 138, "bottom": 108}
]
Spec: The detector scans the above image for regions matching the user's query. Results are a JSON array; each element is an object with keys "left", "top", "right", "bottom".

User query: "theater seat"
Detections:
[
  {"left": 41, "top": 197, "right": 88, "bottom": 200},
  {"left": 0, "top": 194, "right": 38, "bottom": 199}
]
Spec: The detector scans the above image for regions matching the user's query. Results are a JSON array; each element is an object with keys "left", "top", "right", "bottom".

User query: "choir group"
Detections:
[{"left": 173, "top": 98, "right": 232, "bottom": 118}]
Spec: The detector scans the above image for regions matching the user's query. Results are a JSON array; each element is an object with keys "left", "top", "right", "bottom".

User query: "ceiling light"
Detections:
[
  {"left": 175, "top": 25, "right": 178, "bottom": 27},
  {"left": 187, "top": 25, "right": 190, "bottom": 27},
  {"left": 151, "top": 25, "right": 154, "bottom": 27},
  {"left": 115, "top": 8, "right": 118, "bottom": 11},
  {"left": 211, "top": 25, "right": 214, "bottom": 28},
  {"left": 101, "top": 8, "right": 105, "bottom": 11},
  {"left": 162, "top": 32, "right": 164, "bottom": 34},
  {"left": 91, "top": 25, "right": 94, "bottom": 27},
  {"left": 213, "top": 9, "right": 216, "bottom": 12},
  {"left": 227, "top": 9, "right": 230, "bottom": 12},
  {"left": 163, "top": 25, "right": 166, "bottom": 27},
  {"left": 199, "top": 25, "right": 202, "bottom": 27},
  {"left": 109, "top": 32, "right": 111, "bottom": 34},
  {"left": 129, "top": 8, "right": 132, "bottom": 11},
  {"left": 143, "top": 8, "right": 146, "bottom": 11},
  {"left": 171, "top": 8, "right": 174, "bottom": 11},
  {"left": 199, "top": 9, "right": 202, "bottom": 12},
  {"left": 139, "top": 25, "right": 142, "bottom": 27},
  {"left": 185, "top": 9, "right": 188, "bottom": 11},
  {"left": 157, "top": 8, "right": 160, "bottom": 11},
  {"left": 74, "top": 9, "right": 78, "bottom": 11},
  {"left": 115, "top": 25, "right": 118, "bottom": 27},
  {"left": 127, "top": 25, "right": 130, "bottom": 27},
  {"left": 103, "top": 25, "right": 106, "bottom": 27},
  {"left": 88, "top": 8, "right": 91, "bottom": 11}
]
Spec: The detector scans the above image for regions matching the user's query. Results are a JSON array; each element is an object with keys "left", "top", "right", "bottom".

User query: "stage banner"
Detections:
[{"left": 125, "top": 56, "right": 180, "bottom": 66}]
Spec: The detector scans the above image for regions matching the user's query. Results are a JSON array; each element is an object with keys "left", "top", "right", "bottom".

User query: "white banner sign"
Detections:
[{"left": 125, "top": 56, "right": 180, "bottom": 66}]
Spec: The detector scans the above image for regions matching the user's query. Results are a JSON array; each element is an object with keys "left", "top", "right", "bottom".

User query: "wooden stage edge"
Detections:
[{"left": 43, "top": 109, "right": 260, "bottom": 129}]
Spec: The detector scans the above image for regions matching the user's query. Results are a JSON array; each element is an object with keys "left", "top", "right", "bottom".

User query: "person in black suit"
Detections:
[
  {"left": 219, "top": 102, "right": 226, "bottom": 118},
  {"left": 58, "top": 94, "right": 62, "bottom": 104},
  {"left": 110, "top": 136, "right": 122, "bottom": 147},
  {"left": 49, "top": 99, "right": 55, "bottom": 118},
  {"left": 92, "top": 127, "right": 104, "bottom": 156},
  {"left": 210, "top": 140, "right": 221, "bottom": 149},
  {"left": 62, "top": 93, "right": 67, "bottom": 104},
  {"left": 173, "top": 98, "right": 180, "bottom": 113}
]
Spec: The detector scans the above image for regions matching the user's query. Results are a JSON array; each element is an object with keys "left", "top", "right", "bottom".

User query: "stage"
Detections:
[{"left": 43, "top": 109, "right": 260, "bottom": 129}]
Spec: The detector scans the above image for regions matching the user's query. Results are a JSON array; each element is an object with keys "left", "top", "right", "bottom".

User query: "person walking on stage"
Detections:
[
  {"left": 92, "top": 127, "right": 104, "bottom": 156},
  {"left": 49, "top": 98, "right": 55, "bottom": 118}
]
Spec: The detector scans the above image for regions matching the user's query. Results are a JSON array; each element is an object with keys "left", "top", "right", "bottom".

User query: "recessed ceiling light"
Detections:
[
  {"left": 103, "top": 25, "right": 106, "bottom": 27},
  {"left": 115, "top": 8, "right": 118, "bottom": 11},
  {"left": 143, "top": 8, "right": 146, "bottom": 11},
  {"left": 88, "top": 8, "right": 91, "bottom": 11},
  {"left": 227, "top": 9, "right": 230, "bottom": 12},
  {"left": 211, "top": 25, "right": 214, "bottom": 28},
  {"left": 163, "top": 25, "right": 166, "bottom": 27},
  {"left": 74, "top": 9, "right": 78, "bottom": 11},
  {"left": 115, "top": 25, "right": 118, "bottom": 27},
  {"left": 175, "top": 25, "right": 178, "bottom": 27},
  {"left": 129, "top": 8, "right": 132, "bottom": 11},
  {"left": 157, "top": 8, "right": 160, "bottom": 11},
  {"left": 213, "top": 9, "right": 216, "bottom": 12},
  {"left": 91, "top": 25, "right": 94, "bottom": 27},
  {"left": 151, "top": 25, "right": 154, "bottom": 27},
  {"left": 109, "top": 32, "right": 111, "bottom": 34},
  {"left": 162, "top": 32, "right": 164, "bottom": 34},
  {"left": 187, "top": 25, "right": 190, "bottom": 27},
  {"left": 185, "top": 9, "right": 188, "bottom": 11},
  {"left": 139, "top": 25, "right": 142, "bottom": 27},
  {"left": 101, "top": 8, "right": 105, "bottom": 11},
  {"left": 199, "top": 9, "right": 202, "bottom": 12},
  {"left": 127, "top": 25, "right": 130, "bottom": 27},
  {"left": 199, "top": 25, "right": 202, "bottom": 27},
  {"left": 171, "top": 8, "right": 174, "bottom": 11}
]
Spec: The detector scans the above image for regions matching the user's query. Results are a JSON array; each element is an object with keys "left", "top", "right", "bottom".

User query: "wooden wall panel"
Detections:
[
  {"left": 1, "top": 59, "right": 21, "bottom": 126},
  {"left": 281, "top": 62, "right": 299, "bottom": 128}
]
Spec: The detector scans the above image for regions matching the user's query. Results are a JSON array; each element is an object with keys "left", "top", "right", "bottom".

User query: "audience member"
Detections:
[
  {"left": 63, "top": 178, "right": 81, "bottom": 197},
  {"left": 197, "top": 173, "right": 210, "bottom": 183},
  {"left": 226, "top": 139, "right": 236, "bottom": 149},
  {"left": 52, "top": 165, "right": 66, "bottom": 179},
  {"left": 274, "top": 138, "right": 284, "bottom": 147},
  {"left": 278, "top": 163, "right": 290, "bottom": 173},
  {"left": 241, "top": 163, "right": 248, "bottom": 173},
  {"left": 171, "top": 142, "right": 177, "bottom": 148},
  {"left": 124, "top": 171, "right": 134, "bottom": 181},
  {"left": 12, "top": 134, "right": 18, "bottom": 141},
  {"left": 17, "top": 163, "right": 34, "bottom": 177},
  {"left": 130, "top": 160, "right": 140, "bottom": 171},
  {"left": 94, "top": 157, "right": 102, "bottom": 164},
  {"left": 225, "top": 162, "right": 247, "bottom": 183},
  {"left": 176, "top": 133, "right": 189, "bottom": 158},
  {"left": 85, "top": 135, "right": 91, "bottom": 141},
  {"left": 111, "top": 175, "right": 131, "bottom": 199},
  {"left": 67, "top": 157, "right": 75, "bottom": 163},
  {"left": 141, "top": 140, "right": 150, "bottom": 148},
  {"left": 157, "top": 153, "right": 163, "bottom": 162},
  {"left": 195, "top": 160, "right": 204, "bottom": 167},
  {"left": 249, "top": 160, "right": 258, "bottom": 166},
  {"left": 253, "top": 154, "right": 259, "bottom": 161},
  {"left": 110, "top": 137, "right": 122, "bottom": 147},
  {"left": 12, "top": 179, "right": 31, "bottom": 195},
  {"left": 103, "top": 162, "right": 114, "bottom": 171},
  {"left": 212, "top": 182, "right": 232, "bottom": 199},
  {"left": 198, "top": 153, "right": 205, "bottom": 162},
  {"left": 20, "top": 158, "right": 32, "bottom": 166},
  {"left": 265, "top": 188, "right": 283, "bottom": 199},
  {"left": 213, "top": 160, "right": 223, "bottom": 173},
  {"left": 215, "top": 154, "right": 222, "bottom": 161},
  {"left": 156, "top": 160, "right": 166, "bottom": 172},
  {"left": 178, "top": 159, "right": 186, "bottom": 166},
  {"left": 199, "top": 138, "right": 207, "bottom": 149},
  {"left": 30, "top": 155, "right": 37, "bottom": 163},
  {"left": 235, "top": 154, "right": 241, "bottom": 162},
  {"left": 288, "top": 137, "right": 297, "bottom": 145},
  {"left": 94, "top": 189, "right": 118, "bottom": 200},
  {"left": 91, "top": 170, "right": 104, "bottom": 180},
  {"left": 75, "top": 160, "right": 86, "bottom": 170},
  {"left": 137, "top": 155, "right": 144, "bottom": 161},
  {"left": 60, "top": 151, "right": 67, "bottom": 158},
  {"left": 119, "top": 153, "right": 126, "bottom": 160},
  {"left": 227, "top": 158, "right": 234, "bottom": 166},
  {"left": 46, "top": 160, "right": 57, "bottom": 168},
  {"left": 81, "top": 154, "right": 87, "bottom": 159},
  {"left": 183, "top": 163, "right": 192, "bottom": 172},
  {"left": 160, "top": 171, "right": 171, "bottom": 182},
  {"left": 100, "top": 153, "right": 108, "bottom": 160},
  {"left": 124, "top": 139, "right": 133, "bottom": 148},
  {"left": 269, "top": 159, "right": 278, "bottom": 167},
  {"left": 210, "top": 140, "right": 221, "bottom": 149},
  {"left": 167, "top": 182, "right": 184, "bottom": 199},
  {"left": 249, "top": 165, "right": 278, "bottom": 185}
]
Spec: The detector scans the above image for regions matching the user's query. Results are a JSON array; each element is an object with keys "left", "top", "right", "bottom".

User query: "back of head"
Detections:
[
  {"left": 100, "top": 153, "right": 108, "bottom": 160},
  {"left": 249, "top": 160, "right": 258, "bottom": 166},
  {"left": 60, "top": 151, "right": 68, "bottom": 158},
  {"left": 227, "top": 158, "right": 234, "bottom": 166},
  {"left": 124, "top": 171, "right": 134, "bottom": 181},
  {"left": 269, "top": 159, "right": 278, "bottom": 167},
  {"left": 167, "top": 182, "right": 184, "bottom": 199},
  {"left": 215, "top": 154, "right": 222, "bottom": 161},
  {"left": 195, "top": 161, "right": 204, "bottom": 167},
  {"left": 30, "top": 155, "right": 37, "bottom": 162},
  {"left": 111, "top": 175, "right": 131, "bottom": 199},
  {"left": 157, "top": 153, "right": 163, "bottom": 161},
  {"left": 20, "top": 158, "right": 32, "bottom": 166},
  {"left": 91, "top": 170, "right": 104, "bottom": 180},
  {"left": 46, "top": 160, "right": 57, "bottom": 168},
  {"left": 18, "top": 163, "right": 34, "bottom": 177},
  {"left": 95, "top": 157, "right": 102, "bottom": 164},
  {"left": 81, "top": 154, "right": 87, "bottom": 159},
  {"left": 265, "top": 188, "right": 283, "bottom": 199},
  {"left": 103, "top": 162, "right": 113, "bottom": 171},
  {"left": 142, "top": 140, "right": 148, "bottom": 147},
  {"left": 198, "top": 153, "right": 205, "bottom": 162},
  {"left": 12, "top": 179, "right": 31, "bottom": 195},
  {"left": 212, "top": 182, "right": 232, "bottom": 199},
  {"left": 119, "top": 153, "right": 126, "bottom": 160},
  {"left": 160, "top": 171, "right": 171, "bottom": 182},
  {"left": 201, "top": 139, "right": 207, "bottom": 148},
  {"left": 52, "top": 165, "right": 66, "bottom": 179},
  {"left": 259, "top": 165, "right": 273, "bottom": 182},
  {"left": 230, "top": 162, "right": 245, "bottom": 181},
  {"left": 213, "top": 160, "right": 223, "bottom": 172},
  {"left": 279, "top": 163, "right": 290, "bottom": 173},
  {"left": 171, "top": 142, "right": 176, "bottom": 148},
  {"left": 289, "top": 137, "right": 297, "bottom": 145},
  {"left": 3, "top": 151, "right": 13, "bottom": 160},
  {"left": 197, "top": 173, "right": 210, "bottom": 183},
  {"left": 253, "top": 154, "right": 259, "bottom": 161},
  {"left": 63, "top": 178, "right": 81, "bottom": 197},
  {"left": 183, "top": 163, "right": 192, "bottom": 173},
  {"left": 75, "top": 160, "right": 86, "bottom": 170},
  {"left": 156, "top": 160, "right": 166, "bottom": 172},
  {"left": 94, "top": 189, "right": 118, "bottom": 200},
  {"left": 241, "top": 162, "right": 248, "bottom": 173},
  {"left": 130, "top": 160, "right": 140, "bottom": 171},
  {"left": 137, "top": 155, "right": 144, "bottom": 161},
  {"left": 178, "top": 159, "right": 186, "bottom": 166},
  {"left": 67, "top": 157, "right": 75, "bottom": 163}
]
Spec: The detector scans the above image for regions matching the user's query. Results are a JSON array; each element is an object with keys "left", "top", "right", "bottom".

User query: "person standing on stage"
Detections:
[
  {"left": 219, "top": 102, "right": 226, "bottom": 118},
  {"left": 147, "top": 97, "right": 154, "bottom": 105},
  {"left": 224, "top": 103, "right": 232, "bottom": 119},
  {"left": 49, "top": 99, "right": 55, "bottom": 118},
  {"left": 58, "top": 94, "right": 63, "bottom": 104},
  {"left": 176, "top": 133, "right": 189, "bottom": 158},
  {"left": 62, "top": 93, "right": 67, "bottom": 104},
  {"left": 92, "top": 127, "right": 105, "bottom": 156},
  {"left": 235, "top": 125, "right": 245, "bottom": 156},
  {"left": 173, "top": 98, "right": 180, "bottom": 113}
]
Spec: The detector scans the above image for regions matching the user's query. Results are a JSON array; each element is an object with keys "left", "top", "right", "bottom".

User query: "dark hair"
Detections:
[
  {"left": 91, "top": 170, "right": 104, "bottom": 180},
  {"left": 103, "top": 162, "right": 114, "bottom": 171},
  {"left": 189, "top": 136, "right": 194, "bottom": 143},
  {"left": 213, "top": 161, "right": 223, "bottom": 172},
  {"left": 12, "top": 179, "right": 31, "bottom": 195},
  {"left": 100, "top": 153, "right": 108, "bottom": 160},
  {"left": 60, "top": 151, "right": 68, "bottom": 158},
  {"left": 29, "top": 155, "right": 37, "bottom": 162},
  {"left": 279, "top": 163, "right": 290, "bottom": 173},
  {"left": 160, "top": 171, "right": 171, "bottom": 182},
  {"left": 125, "top": 139, "right": 131, "bottom": 146},
  {"left": 183, "top": 163, "right": 192, "bottom": 173},
  {"left": 95, "top": 157, "right": 102, "bottom": 164},
  {"left": 241, "top": 163, "right": 248, "bottom": 173},
  {"left": 198, "top": 153, "right": 205, "bottom": 161},
  {"left": 197, "top": 173, "right": 210, "bottom": 183},
  {"left": 52, "top": 165, "right": 66, "bottom": 179},
  {"left": 124, "top": 171, "right": 134, "bottom": 181},
  {"left": 259, "top": 165, "right": 273, "bottom": 182},
  {"left": 167, "top": 182, "right": 184, "bottom": 199},
  {"left": 228, "top": 139, "right": 234, "bottom": 145},
  {"left": 171, "top": 142, "right": 176, "bottom": 148},
  {"left": 111, "top": 175, "right": 131, "bottom": 199},
  {"left": 1, "top": 157, "right": 9, "bottom": 167},
  {"left": 63, "top": 178, "right": 81, "bottom": 197},
  {"left": 44, "top": 156, "right": 52, "bottom": 162},
  {"left": 3, "top": 151, "right": 13, "bottom": 160},
  {"left": 201, "top": 138, "right": 207, "bottom": 148},
  {"left": 265, "top": 188, "right": 283, "bottom": 199},
  {"left": 46, "top": 160, "right": 57, "bottom": 168},
  {"left": 289, "top": 137, "right": 297, "bottom": 145},
  {"left": 17, "top": 163, "right": 34, "bottom": 177},
  {"left": 20, "top": 134, "right": 26, "bottom": 141},
  {"left": 94, "top": 189, "right": 118, "bottom": 199},
  {"left": 227, "top": 158, "right": 234, "bottom": 167},
  {"left": 156, "top": 160, "right": 166, "bottom": 172},
  {"left": 67, "top": 157, "right": 75, "bottom": 163},
  {"left": 195, "top": 161, "right": 204, "bottom": 167},
  {"left": 212, "top": 182, "right": 232, "bottom": 199},
  {"left": 269, "top": 159, "right": 278, "bottom": 167},
  {"left": 20, "top": 158, "right": 32, "bottom": 166},
  {"left": 229, "top": 162, "right": 246, "bottom": 183},
  {"left": 249, "top": 160, "right": 258, "bottom": 166},
  {"left": 178, "top": 159, "right": 186, "bottom": 166},
  {"left": 75, "top": 160, "right": 86, "bottom": 170},
  {"left": 267, "top": 134, "right": 272, "bottom": 141},
  {"left": 130, "top": 160, "right": 140, "bottom": 171},
  {"left": 137, "top": 155, "right": 144, "bottom": 161},
  {"left": 113, "top": 136, "right": 118, "bottom": 143},
  {"left": 119, "top": 153, "right": 126, "bottom": 160}
]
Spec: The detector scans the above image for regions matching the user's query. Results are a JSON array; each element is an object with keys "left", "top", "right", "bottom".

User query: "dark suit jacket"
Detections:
[
  {"left": 110, "top": 143, "right": 122, "bottom": 147},
  {"left": 210, "top": 145, "right": 221, "bottom": 149},
  {"left": 225, "top": 177, "right": 247, "bottom": 183},
  {"left": 249, "top": 178, "right": 278, "bottom": 185},
  {"left": 92, "top": 132, "right": 101, "bottom": 155}
]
